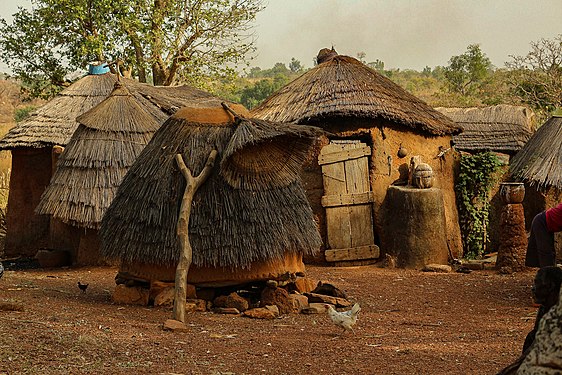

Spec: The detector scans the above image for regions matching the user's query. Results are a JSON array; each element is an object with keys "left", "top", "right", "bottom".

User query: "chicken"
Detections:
[
  {"left": 77, "top": 281, "right": 89, "bottom": 293},
  {"left": 324, "top": 302, "right": 361, "bottom": 334}
]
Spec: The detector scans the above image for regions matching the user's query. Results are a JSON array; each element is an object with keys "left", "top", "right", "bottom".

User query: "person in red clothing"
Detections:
[{"left": 526, "top": 203, "right": 562, "bottom": 268}]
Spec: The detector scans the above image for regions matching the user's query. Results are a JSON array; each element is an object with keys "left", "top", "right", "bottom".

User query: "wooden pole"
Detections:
[{"left": 172, "top": 150, "right": 217, "bottom": 323}]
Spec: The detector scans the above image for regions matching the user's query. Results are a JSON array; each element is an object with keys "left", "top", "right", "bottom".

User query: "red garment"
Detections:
[{"left": 545, "top": 203, "right": 562, "bottom": 232}]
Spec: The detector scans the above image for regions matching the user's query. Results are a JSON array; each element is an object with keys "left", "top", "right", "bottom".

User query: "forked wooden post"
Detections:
[{"left": 172, "top": 150, "right": 217, "bottom": 323}]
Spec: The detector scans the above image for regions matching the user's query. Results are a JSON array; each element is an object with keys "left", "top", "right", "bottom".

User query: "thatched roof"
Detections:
[
  {"left": 509, "top": 115, "right": 562, "bottom": 189},
  {"left": 35, "top": 82, "right": 160, "bottom": 229},
  {"left": 436, "top": 105, "right": 535, "bottom": 153},
  {"left": 251, "top": 48, "right": 461, "bottom": 136},
  {"left": 100, "top": 103, "right": 322, "bottom": 270},
  {"left": 0, "top": 73, "right": 216, "bottom": 150}
]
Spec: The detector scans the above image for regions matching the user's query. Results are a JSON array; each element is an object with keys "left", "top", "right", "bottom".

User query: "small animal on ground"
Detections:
[
  {"left": 312, "top": 281, "right": 347, "bottom": 299},
  {"left": 77, "top": 281, "right": 89, "bottom": 293},
  {"left": 324, "top": 302, "right": 361, "bottom": 335}
]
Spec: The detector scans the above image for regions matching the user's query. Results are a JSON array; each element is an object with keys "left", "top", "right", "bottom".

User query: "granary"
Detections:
[
  {"left": 0, "top": 64, "right": 216, "bottom": 261},
  {"left": 510, "top": 113, "right": 562, "bottom": 261},
  {"left": 435, "top": 105, "right": 535, "bottom": 158},
  {"left": 251, "top": 48, "right": 464, "bottom": 264},
  {"left": 436, "top": 105, "right": 536, "bottom": 253},
  {"left": 34, "top": 81, "right": 159, "bottom": 264},
  {"left": 100, "top": 102, "right": 322, "bottom": 287}
]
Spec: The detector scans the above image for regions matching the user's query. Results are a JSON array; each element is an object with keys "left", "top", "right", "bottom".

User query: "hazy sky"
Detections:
[{"left": 2, "top": 0, "right": 561, "bottom": 71}]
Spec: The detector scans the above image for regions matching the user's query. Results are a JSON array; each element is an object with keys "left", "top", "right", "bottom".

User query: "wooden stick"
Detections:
[{"left": 172, "top": 150, "right": 217, "bottom": 323}]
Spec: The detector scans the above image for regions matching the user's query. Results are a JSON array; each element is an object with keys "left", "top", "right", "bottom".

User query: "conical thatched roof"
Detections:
[
  {"left": 436, "top": 105, "right": 535, "bottom": 153},
  {"left": 100, "top": 103, "right": 322, "bottom": 270},
  {"left": 0, "top": 73, "right": 216, "bottom": 150},
  {"left": 35, "top": 82, "right": 160, "bottom": 229},
  {"left": 251, "top": 49, "right": 461, "bottom": 136},
  {"left": 509, "top": 115, "right": 562, "bottom": 189}
]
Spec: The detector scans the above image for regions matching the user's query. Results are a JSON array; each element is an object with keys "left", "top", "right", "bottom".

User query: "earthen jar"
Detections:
[
  {"left": 413, "top": 163, "right": 434, "bottom": 189},
  {"left": 499, "top": 182, "right": 525, "bottom": 204}
]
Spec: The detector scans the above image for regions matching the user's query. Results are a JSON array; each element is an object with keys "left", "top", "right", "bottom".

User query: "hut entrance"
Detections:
[{"left": 318, "top": 140, "right": 379, "bottom": 264}]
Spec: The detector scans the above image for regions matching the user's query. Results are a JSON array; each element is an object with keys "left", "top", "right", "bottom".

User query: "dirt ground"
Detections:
[{"left": 0, "top": 263, "right": 538, "bottom": 375}]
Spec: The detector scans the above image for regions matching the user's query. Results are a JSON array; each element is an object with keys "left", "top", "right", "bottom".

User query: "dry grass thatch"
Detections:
[
  {"left": 100, "top": 104, "right": 322, "bottom": 270},
  {"left": 34, "top": 82, "right": 161, "bottom": 229},
  {"left": 436, "top": 105, "right": 535, "bottom": 153},
  {"left": 0, "top": 73, "right": 217, "bottom": 150},
  {"left": 509, "top": 115, "right": 562, "bottom": 189},
  {"left": 251, "top": 50, "right": 461, "bottom": 136}
]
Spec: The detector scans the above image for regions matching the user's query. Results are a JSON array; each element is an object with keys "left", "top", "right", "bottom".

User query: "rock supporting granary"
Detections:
[
  {"left": 100, "top": 102, "right": 322, "bottom": 287},
  {"left": 252, "top": 48, "right": 463, "bottom": 264}
]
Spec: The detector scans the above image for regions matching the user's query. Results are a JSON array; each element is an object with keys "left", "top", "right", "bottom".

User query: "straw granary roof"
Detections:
[
  {"left": 509, "top": 115, "right": 562, "bottom": 190},
  {"left": 100, "top": 103, "right": 322, "bottom": 270},
  {"left": 35, "top": 82, "right": 160, "bottom": 229},
  {"left": 251, "top": 48, "right": 461, "bottom": 136},
  {"left": 0, "top": 73, "right": 216, "bottom": 150},
  {"left": 436, "top": 105, "right": 535, "bottom": 154}
]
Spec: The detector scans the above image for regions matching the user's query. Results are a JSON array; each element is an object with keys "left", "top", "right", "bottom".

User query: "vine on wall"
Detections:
[{"left": 455, "top": 152, "right": 504, "bottom": 259}]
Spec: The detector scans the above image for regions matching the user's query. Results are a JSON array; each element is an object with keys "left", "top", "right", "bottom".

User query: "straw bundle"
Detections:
[
  {"left": 509, "top": 115, "right": 562, "bottom": 189},
  {"left": 100, "top": 104, "right": 322, "bottom": 270},
  {"left": 251, "top": 50, "right": 460, "bottom": 136},
  {"left": 436, "top": 105, "right": 535, "bottom": 153}
]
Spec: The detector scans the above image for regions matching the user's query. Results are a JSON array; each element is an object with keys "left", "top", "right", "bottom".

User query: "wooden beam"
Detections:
[
  {"left": 325, "top": 245, "right": 380, "bottom": 262},
  {"left": 321, "top": 191, "right": 375, "bottom": 208},
  {"left": 318, "top": 146, "right": 371, "bottom": 165}
]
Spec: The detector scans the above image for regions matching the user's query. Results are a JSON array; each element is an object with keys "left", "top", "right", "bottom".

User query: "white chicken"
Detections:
[{"left": 324, "top": 302, "right": 361, "bottom": 334}]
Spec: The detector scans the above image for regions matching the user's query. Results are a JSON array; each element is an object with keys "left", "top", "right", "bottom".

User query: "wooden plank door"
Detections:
[{"left": 319, "top": 140, "right": 379, "bottom": 262}]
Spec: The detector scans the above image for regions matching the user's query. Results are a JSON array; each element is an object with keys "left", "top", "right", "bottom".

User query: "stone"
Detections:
[
  {"left": 163, "top": 319, "right": 189, "bottom": 332},
  {"left": 212, "top": 307, "right": 240, "bottom": 315},
  {"left": 213, "top": 292, "right": 249, "bottom": 312},
  {"left": 304, "top": 292, "right": 351, "bottom": 308},
  {"left": 150, "top": 281, "right": 197, "bottom": 303},
  {"left": 264, "top": 305, "right": 279, "bottom": 316},
  {"left": 301, "top": 303, "right": 326, "bottom": 314},
  {"left": 288, "top": 294, "right": 309, "bottom": 312},
  {"left": 242, "top": 308, "right": 276, "bottom": 320},
  {"left": 260, "top": 286, "right": 293, "bottom": 314},
  {"left": 294, "top": 277, "right": 316, "bottom": 293},
  {"left": 112, "top": 284, "right": 150, "bottom": 305},
  {"left": 186, "top": 299, "right": 207, "bottom": 312},
  {"left": 154, "top": 286, "right": 175, "bottom": 308},
  {"left": 422, "top": 264, "right": 452, "bottom": 273}
]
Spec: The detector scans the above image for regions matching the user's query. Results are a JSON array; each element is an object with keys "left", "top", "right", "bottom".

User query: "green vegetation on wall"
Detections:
[{"left": 455, "top": 152, "right": 505, "bottom": 259}]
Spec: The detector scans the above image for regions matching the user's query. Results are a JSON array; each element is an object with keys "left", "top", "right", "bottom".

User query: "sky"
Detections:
[{"left": 1, "top": 0, "right": 562, "bottom": 72}]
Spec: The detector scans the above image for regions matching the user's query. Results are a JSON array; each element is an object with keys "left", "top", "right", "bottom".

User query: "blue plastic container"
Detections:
[{"left": 88, "top": 63, "right": 110, "bottom": 75}]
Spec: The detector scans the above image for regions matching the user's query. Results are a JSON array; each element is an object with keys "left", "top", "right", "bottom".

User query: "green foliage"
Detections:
[
  {"left": 444, "top": 44, "right": 492, "bottom": 96},
  {"left": 455, "top": 152, "right": 504, "bottom": 259},
  {"left": 0, "top": 0, "right": 265, "bottom": 97},
  {"left": 14, "top": 105, "right": 36, "bottom": 122},
  {"left": 239, "top": 75, "right": 289, "bottom": 109}
]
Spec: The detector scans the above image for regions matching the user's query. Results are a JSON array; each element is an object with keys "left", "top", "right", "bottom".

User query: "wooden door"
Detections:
[{"left": 318, "top": 140, "right": 379, "bottom": 262}]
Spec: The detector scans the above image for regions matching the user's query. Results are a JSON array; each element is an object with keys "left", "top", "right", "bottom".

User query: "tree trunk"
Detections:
[{"left": 172, "top": 150, "right": 217, "bottom": 323}]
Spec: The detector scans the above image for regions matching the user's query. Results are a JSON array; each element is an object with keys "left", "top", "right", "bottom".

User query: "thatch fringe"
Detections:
[
  {"left": 251, "top": 53, "right": 461, "bottom": 136},
  {"left": 436, "top": 105, "right": 535, "bottom": 153},
  {"left": 221, "top": 118, "right": 322, "bottom": 190},
  {"left": 100, "top": 113, "right": 322, "bottom": 270},
  {"left": 35, "top": 83, "right": 160, "bottom": 229},
  {"left": 509, "top": 116, "right": 562, "bottom": 190}
]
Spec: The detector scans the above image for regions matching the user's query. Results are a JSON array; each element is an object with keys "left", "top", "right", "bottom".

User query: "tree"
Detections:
[
  {"left": 239, "top": 74, "right": 289, "bottom": 109},
  {"left": 288, "top": 58, "right": 303, "bottom": 73},
  {"left": 0, "top": 0, "right": 264, "bottom": 97},
  {"left": 506, "top": 35, "right": 562, "bottom": 118},
  {"left": 444, "top": 44, "right": 492, "bottom": 96}
]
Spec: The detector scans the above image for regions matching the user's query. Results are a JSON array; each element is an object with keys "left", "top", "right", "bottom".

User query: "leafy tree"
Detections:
[
  {"left": 239, "top": 74, "right": 289, "bottom": 109},
  {"left": 288, "top": 58, "right": 303, "bottom": 73},
  {"left": 444, "top": 44, "right": 492, "bottom": 96},
  {"left": 506, "top": 35, "right": 562, "bottom": 119},
  {"left": 367, "top": 59, "right": 384, "bottom": 71},
  {"left": 0, "top": 0, "right": 264, "bottom": 98}
]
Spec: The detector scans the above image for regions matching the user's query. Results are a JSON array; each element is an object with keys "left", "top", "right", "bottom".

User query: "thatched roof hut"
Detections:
[
  {"left": 100, "top": 103, "right": 322, "bottom": 286},
  {"left": 251, "top": 48, "right": 464, "bottom": 264},
  {"left": 252, "top": 50, "right": 461, "bottom": 136},
  {"left": 436, "top": 105, "right": 535, "bottom": 155},
  {"left": 35, "top": 81, "right": 160, "bottom": 230},
  {"left": 510, "top": 114, "right": 562, "bottom": 190}
]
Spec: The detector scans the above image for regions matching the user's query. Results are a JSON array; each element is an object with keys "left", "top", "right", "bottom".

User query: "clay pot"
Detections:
[
  {"left": 413, "top": 163, "right": 434, "bottom": 189},
  {"left": 499, "top": 182, "right": 525, "bottom": 204}
]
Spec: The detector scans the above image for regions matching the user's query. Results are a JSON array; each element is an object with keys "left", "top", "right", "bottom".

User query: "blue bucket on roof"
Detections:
[{"left": 88, "top": 62, "right": 109, "bottom": 75}]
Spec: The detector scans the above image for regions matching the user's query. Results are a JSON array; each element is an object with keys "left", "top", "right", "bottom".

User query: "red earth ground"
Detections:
[{"left": 0, "top": 264, "right": 537, "bottom": 375}]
